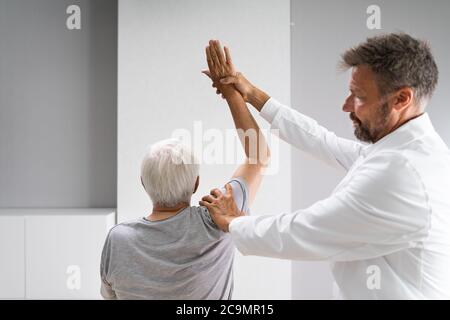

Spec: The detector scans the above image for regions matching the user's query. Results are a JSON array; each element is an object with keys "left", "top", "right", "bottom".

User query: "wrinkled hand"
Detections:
[
  {"left": 202, "top": 40, "right": 236, "bottom": 97},
  {"left": 205, "top": 40, "right": 235, "bottom": 81},
  {"left": 199, "top": 184, "right": 244, "bottom": 232},
  {"left": 202, "top": 40, "right": 255, "bottom": 102}
]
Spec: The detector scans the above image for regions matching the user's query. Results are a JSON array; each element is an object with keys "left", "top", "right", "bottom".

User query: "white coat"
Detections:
[{"left": 229, "top": 98, "right": 450, "bottom": 299}]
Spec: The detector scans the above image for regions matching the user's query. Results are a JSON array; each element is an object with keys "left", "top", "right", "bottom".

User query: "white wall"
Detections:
[
  {"left": 118, "top": 0, "right": 292, "bottom": 299},
  {"left": 0, "top": 0, "right": 117, "bottom": 208}
]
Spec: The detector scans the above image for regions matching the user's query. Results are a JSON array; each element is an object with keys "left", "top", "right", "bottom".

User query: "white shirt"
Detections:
[{"left": 229, "top": 98, "right": 450, "bottom": 299}]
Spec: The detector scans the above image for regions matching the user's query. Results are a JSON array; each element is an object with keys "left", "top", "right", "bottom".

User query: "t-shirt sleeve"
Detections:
[
  {"left": 198, "top": 177, "right": 251, "bottom": 230},
  {"left": 221, "top": 177, "right": 250, "bottom": 215}
]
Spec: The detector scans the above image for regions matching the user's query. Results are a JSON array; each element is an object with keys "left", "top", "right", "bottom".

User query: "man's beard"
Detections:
[{"left": 350, "top": 102, "right": 391, "bottom": 143}]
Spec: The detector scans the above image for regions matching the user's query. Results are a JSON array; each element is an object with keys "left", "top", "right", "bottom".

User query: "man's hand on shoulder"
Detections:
[{"left": 199, "top": 184, "right": 245, "bottom": 232}]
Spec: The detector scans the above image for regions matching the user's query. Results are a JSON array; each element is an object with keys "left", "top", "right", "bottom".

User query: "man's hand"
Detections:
[
  {"left": 206, "top": 40, "right": 236, "bottom": 81},
  {"left": 202, "top": 40, "right": 254, "bottom": 101},
  {"left": 203, "top": 40, "right": 236, "bottom": 98},
  {"left": 202, "top": 40, "right": 270, "bottom": 111},
  {"left": 199, "top": 184, "right": 244, "bottom": 232},
  {"left": 203, "top": 70, "right": 256, "bottom": 103}
]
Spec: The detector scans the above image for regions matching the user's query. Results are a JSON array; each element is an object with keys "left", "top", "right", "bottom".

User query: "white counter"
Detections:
[{"left": 0, "top": 208, "right": 115, "bottom": 299}]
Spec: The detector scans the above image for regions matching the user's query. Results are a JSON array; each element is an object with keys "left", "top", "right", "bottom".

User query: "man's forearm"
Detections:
[
  {"left": 221, "top": 86, "right": 270, "bottom": 164},
  {"left": 248, "top": 86, "right": 270, "bottom": 112}
]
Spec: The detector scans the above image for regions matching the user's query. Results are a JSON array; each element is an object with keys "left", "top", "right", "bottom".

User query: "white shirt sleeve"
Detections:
[
  {"left": 229, "top": 152, "right": 431, "bottom": 261},
  {"left": 260, "top": 98, "right": 365, "bottom": 171}
]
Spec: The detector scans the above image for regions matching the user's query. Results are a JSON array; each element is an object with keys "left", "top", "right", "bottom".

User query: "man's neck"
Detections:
[
  {"left": 147, "top": 202, "right": 190, "bottom": 221},
  {"left": 376, "top": 110, "right": 424, "bottom": 143}
]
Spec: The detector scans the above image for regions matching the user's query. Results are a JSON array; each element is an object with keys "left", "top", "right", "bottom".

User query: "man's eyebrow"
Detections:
[{"left": 350, "top": 86, "right": 365, "bottom": 94}]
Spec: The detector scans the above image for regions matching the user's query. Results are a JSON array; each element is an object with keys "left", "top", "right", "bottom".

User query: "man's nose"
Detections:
[{"left": 342, "top": 97, "right": 354, "bottom": 113}]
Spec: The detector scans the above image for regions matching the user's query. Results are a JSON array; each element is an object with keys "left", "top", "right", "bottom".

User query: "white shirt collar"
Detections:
[{"left": 361, "top": 113, "right": 434, "bottom": 157}]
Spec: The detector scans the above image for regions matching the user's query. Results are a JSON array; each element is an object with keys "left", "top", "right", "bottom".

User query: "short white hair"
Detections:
[{"left": 141, "top": 138, "right": 199, "bottom": 207}]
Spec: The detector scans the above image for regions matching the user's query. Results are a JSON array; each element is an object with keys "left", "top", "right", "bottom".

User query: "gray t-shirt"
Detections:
[{"left": 100, "top": 178, "right": 249, "bottom": 300}]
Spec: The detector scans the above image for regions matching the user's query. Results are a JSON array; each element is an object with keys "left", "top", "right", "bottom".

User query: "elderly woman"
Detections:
[{"left": 99, "top": 41, "right": 270, "bottom": 299}]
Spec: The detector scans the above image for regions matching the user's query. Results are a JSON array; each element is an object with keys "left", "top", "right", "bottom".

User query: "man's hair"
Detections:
[
  {"left": 340, "top": 33, "right": 439, "bottom": 106},
  {"left": 141, "top": 138, "right": 199, "bottom": 207}
]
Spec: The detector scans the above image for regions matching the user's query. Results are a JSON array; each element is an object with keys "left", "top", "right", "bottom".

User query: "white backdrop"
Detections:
[{"left": 118, "top": 0, "right": 292, "bottom": 299}]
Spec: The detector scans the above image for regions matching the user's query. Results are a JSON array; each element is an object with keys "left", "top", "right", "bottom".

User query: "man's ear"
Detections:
[
  {"left": 193, "top": 176, "right": 200, "bottom": 194},
  {"left": 392, "top": 87, "right": 414, "bottom": 111}
]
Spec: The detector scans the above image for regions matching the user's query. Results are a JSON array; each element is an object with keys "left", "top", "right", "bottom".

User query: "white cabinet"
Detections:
[
  {"left": 0, "top": 209, "right": 115, "bottom": 299},
  {"left": 25, "top": 209, "right": 115, "bottom": 299},
  {"left": 0, "top": 216, "right": 25, "bottom": 299}
]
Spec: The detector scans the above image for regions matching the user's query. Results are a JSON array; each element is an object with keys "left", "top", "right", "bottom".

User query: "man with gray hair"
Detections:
[
  {"left": 202, "top": 34, "right": 450, "bottom": 299},
  {"left": 99, "top": 42, "right": 270, "bottom": 299}
]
